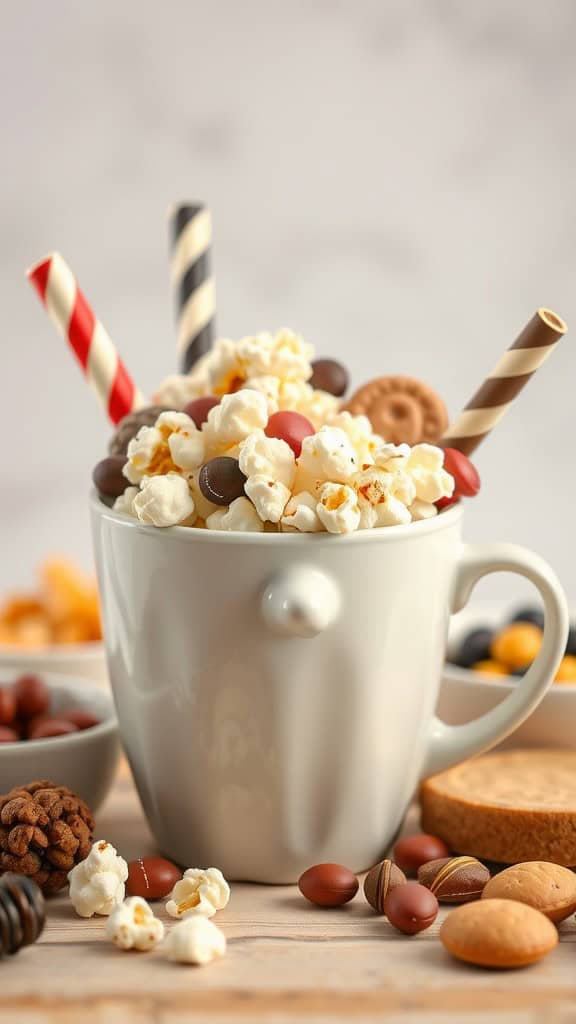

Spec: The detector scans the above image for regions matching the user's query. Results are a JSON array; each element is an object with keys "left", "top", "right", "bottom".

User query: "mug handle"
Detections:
[{"left": 420, "top": 542, "right": 569, "bottom": 780}]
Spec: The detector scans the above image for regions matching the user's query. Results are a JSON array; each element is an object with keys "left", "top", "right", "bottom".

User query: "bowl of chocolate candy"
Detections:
[
  {"left": 0, "top": 560, "right": 107, "bottom": 686},
  {"left": 0, "top": 672, "right": 120, "bottom": 809},
  {"left": 439, "top": 604, "right": 576, "bottom": 750}
]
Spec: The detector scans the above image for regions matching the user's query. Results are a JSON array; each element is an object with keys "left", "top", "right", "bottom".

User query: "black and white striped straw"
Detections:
[{"left": 169, "top": 203, "right": 216, "bottom": 373}]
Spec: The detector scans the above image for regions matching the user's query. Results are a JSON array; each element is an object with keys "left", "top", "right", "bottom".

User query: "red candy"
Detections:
[
  {"left": 0, "top": 688, "right": 16, "bottom": 725},
  {"left": 265, "top": 411, "right": 314, "bottom": 458},
  {"left": 127, "top": 857, "right": 182, "bottom": 899},
  {"left": 442, "top": 448, "right": 481, "bottom": 499},
  {"left": 183, "top": 396, "right": 220, "bottom": 428},
  {"left": 393, "top": 833, "right": 450, "bottom": 875},
  {"left": 28, "top": 718, "right": 79, "bottom": 741},
  {"left": 12, "top": 675, "right": 50, "bottom": 719}
]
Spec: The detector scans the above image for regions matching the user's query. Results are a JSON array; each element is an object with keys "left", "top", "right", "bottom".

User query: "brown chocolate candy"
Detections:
[
  {"left": 0, "top": 688, "right": 16, "bottom": 726},
  {"left": 298, "top": 863, "right": 359, "bottom": 907},
  {"left": 363, "top": 859, "right": 406, "bottom": 914},
  {"left": 108, "top": 405, "right": 172, "bottom": 457},
  {"left": 60, "top": 709, "right": 101, "bottom": 731},
  {"left": 418, "top": 856, "right": 490, "bottom": 903},
  {"left": 393, "top": 833, "right": 450, "bottom": 875},
  {"left": 310, "top": 359, "right": 349, "bottom": 397},
  {"left": 183, "top": 396, "right": 220, "bottom": 427},
  {"left": 0, "top": 726, "right": 18, "bottom": 743},
  {"left": 12, "top": 676, "right": 49, "bottom": 720},
  {"left": 344, "top": 376, "right": 448, "bottom": 446},
  {"left": 28, "top": 718, "right": 79, "bottom": 741},
  {"left": 384, "top": 881, "right": 439, "bottom": 934},
  {"left": 198, "top": 457, "right": 247, "bottom": 507},
  {"left": 92, "top": 455, "right": 129, "bottom": 499},
  {"left": 127, "top": 857, "right": 182, "bottom": 900}
]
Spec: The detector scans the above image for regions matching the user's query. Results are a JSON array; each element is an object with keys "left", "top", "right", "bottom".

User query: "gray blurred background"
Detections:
[{"left": 2, "top": 0, "right": 575, "bottom": 603}]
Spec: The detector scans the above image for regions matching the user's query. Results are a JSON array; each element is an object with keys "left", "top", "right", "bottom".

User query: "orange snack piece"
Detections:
[
  {"left": 490, "top": 623, "right": 542, "bottom": 671},
  {"left": 555, "top": 656, "right": 576, "bottom": 684},
  {"left": 471, "top": 660, "right": 509, "bottom": 678},
  {"left": 0, "top": 559, "right": 102, "bottom": 648}
]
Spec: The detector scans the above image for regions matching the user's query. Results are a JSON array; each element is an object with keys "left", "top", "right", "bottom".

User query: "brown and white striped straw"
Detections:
[
  {"left": 442, "top": 308, "right": 567, "bottom": 456},
  {"left": 169, "top": 202, "right": 216, "bottom": 374}
]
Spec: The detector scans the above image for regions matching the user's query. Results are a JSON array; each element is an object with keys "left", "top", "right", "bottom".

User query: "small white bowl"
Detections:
[
  {"left": 0, "top": 642, "right": 108, "bottom": 688},
  {"left": 438, "top": 606, "right": 575, "bottom": 751},
  {"left": 0, "top": 673, "right": 120, "bottom": 810}
]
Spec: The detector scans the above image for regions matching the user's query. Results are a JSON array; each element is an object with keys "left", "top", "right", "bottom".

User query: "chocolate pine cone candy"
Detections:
[
  {"left": 108, "top": 405, "right": 172, "bottom": 456},
  {"left": 0, "top": 781, "right": 94, "bottom": 895}
]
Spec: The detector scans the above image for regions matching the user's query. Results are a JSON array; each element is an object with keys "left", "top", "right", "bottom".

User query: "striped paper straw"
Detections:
[
  {"left": 27, "top": 253, "right": 146, "bottom": 425},
  {"left": 169, "top": 203, "right": 216, "bottom": 374},
  {"left": 442, "top": 308, "right": 567, "bottom": 456}
]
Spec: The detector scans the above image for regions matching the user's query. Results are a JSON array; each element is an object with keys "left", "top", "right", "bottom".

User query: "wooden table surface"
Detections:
[{"left": 2, "top": 767, "right": 576, "bottom": 1024}]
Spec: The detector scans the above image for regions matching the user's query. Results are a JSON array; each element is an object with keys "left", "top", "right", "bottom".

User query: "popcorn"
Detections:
[
  {"left": 68, "top": 840, "right": 128, "bottom": 918},
  {"left": 133, "top": 473, "right": 195, "bottom": 527},
  {"left": 407, "top": 444, "right": 454, "bottom": 503},
  {"left": 281, "top": 491, "right": 323, "bottom": 533},
  {"left": 204, "top": 390, "right": 269, "bottom": 449},
  {"left": 238, "top": 431, "right": 296, "bottom": 489},
  {"left": 206, "top": 496, "right": 264, "bottom": 532},
  {"left": 244, "top": 476, "right": 291, "bottom": 523},
  {"left": 410, "top": 499, "right": 438, "bottom": 521},
  {"left": 124, "top": 411, "right": 203, "bottom": 484},
  {"left": 166, "top": 867, "right": 230, "bottom": 920},
  {"left": 317, "top": 483, "right": 361, "bottom": 534},
  {"left": 163, "top": 916, "right": 226, "bottom": 966},
  {"left": 328, "top": 411, "right": 384, "bottom": 466},
  {"left": 105, "top": 896, "right": 164, "bottom": 951},
  {"left": 295, "top": 427, "right": 359, "bottom": 495},
  {"left": 299, "top": 385, "right": 341, "bottom": 430},
  {"left": 154, "top": 373, "right": 208, "bottom": 409},
  {"left": 113, "top": 486, "right": 139, "bottom": 517}
]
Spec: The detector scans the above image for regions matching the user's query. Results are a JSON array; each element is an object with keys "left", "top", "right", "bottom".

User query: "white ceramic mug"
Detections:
[{"left": 91, "top": 495, "right": 568, "bottom": 882}]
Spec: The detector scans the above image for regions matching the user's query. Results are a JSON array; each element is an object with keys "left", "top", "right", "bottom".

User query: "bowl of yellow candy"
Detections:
[
  {"left": 0, "top": 559, "right": 107, "bottom": 686},
  {"left": 438, "top": 604, "right": 576, "bottom": 750}
]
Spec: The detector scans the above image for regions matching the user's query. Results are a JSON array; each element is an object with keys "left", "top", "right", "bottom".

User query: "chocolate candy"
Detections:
[
  {"left": 28, "top": 718, "right": 79, "bottom": 741},
  {"left": 363, "top": 859, "right": 406, "bottom": 914},
  {"left": 60, "top": 708, "right": 101, "bottom": 731},
  {"left": 12, "top": 675, "right": 49, "bottom": 719},
  {"left": 393, "top": 834, "right": 450, "bottom": 875},
  {"left": 183, "top": 396, "right": 220, "bottom": 427},
  {"left": 198, "top": 457, "right": 247, "bottom": 506},
  {"left": 0, "top": 874, "right": 45, "bottom": 955},
  {"left": 384, "top": 881, "right": 438, "bottom": 934},
  {"left": 309, "top": 359, "right": 349, "bottom": 397},
  {"left": 442, "top": 448, "right": 481, "bottom": 499},
  {"left": 510, "top": 606, "right": 545, "bottom": 631},
  {"left": 490, "top": 623, "right": 542, "bottom": 672},
  {"left": 0, "top": 726, "right": 19, "bottom": 743},
  {"left": 127, "top": 857, "right": 182, "bottom": 900},
  {"left": 92, "top": 455, "right": 129, "bottom": 499},
  {"left": 108, "top": 405, "right": 171, "bottom": 457},
  {"left": 265, "top": 411, "right": 314, "bottom": 457},
  {"left": 0, "top": 688, "right": 16, "bottom": 726},
  {"left": 455, "top": 627, "right": 493, "bottom": 669},
  {"left": 418, "top": 856, "right": 490, "bottom": 903},
  {"left": 345, "top": 376, "right": 449, "bottom": 446},
  {"left": 298, "top": 863, "right": 359, "bottom": 907}
]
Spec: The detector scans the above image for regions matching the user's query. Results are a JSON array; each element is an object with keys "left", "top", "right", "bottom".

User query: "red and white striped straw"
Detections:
[{"left": 27, "top": 253, "right": 146, "bottom": 424}]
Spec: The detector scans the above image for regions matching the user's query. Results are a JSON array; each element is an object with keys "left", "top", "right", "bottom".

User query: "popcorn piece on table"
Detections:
[
  {"left": 105, "top": 896, "right": 164, "bottom": 951},
  {"left": 166, "top": 867, "right": 230, "bottom": 920},
  {"left": 132, "top": 474, "right": 195, "bottom": 528},
  {"left": 163, "top": 916, "right": 226, "bottom": 966},
  {"left": 206, "top": 497, "right": 264, "bottom": 532},
  {"left": 68, "top": 840, "right": 128, "bottom": 918}
]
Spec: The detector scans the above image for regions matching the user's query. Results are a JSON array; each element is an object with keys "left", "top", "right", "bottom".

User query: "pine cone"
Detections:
[{"left": 0, "top": 781, "right": 94, "bottom": 894}]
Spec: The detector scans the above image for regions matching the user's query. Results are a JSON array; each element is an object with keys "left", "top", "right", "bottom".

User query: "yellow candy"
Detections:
[
  {"left": 490, "top": 623, "right": 542, "bottom": 671},
  {"left": 555, "top": 655, "right": 576, "bottom": 684},
  {"left": 471, "top": 660, "right": 509, "bottom": 678}
]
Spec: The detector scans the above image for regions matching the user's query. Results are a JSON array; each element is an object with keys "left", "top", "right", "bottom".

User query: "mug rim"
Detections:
[{"left": 90, "top": 490, "right": 463, "bottom": 544}]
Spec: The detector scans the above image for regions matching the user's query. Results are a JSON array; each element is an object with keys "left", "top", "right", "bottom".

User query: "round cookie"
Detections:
[
  {"left": 420, "top": 749, "right": 576, "bottom": 865},
  {"left": 344, "top": 376, "right": 448, "bottom": 446},
  {"left": 440, "top": 898, "right": 558, "bottom": 968},
  {"left": 482, "top": 862, "right": 576, "bottom": 923}
]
